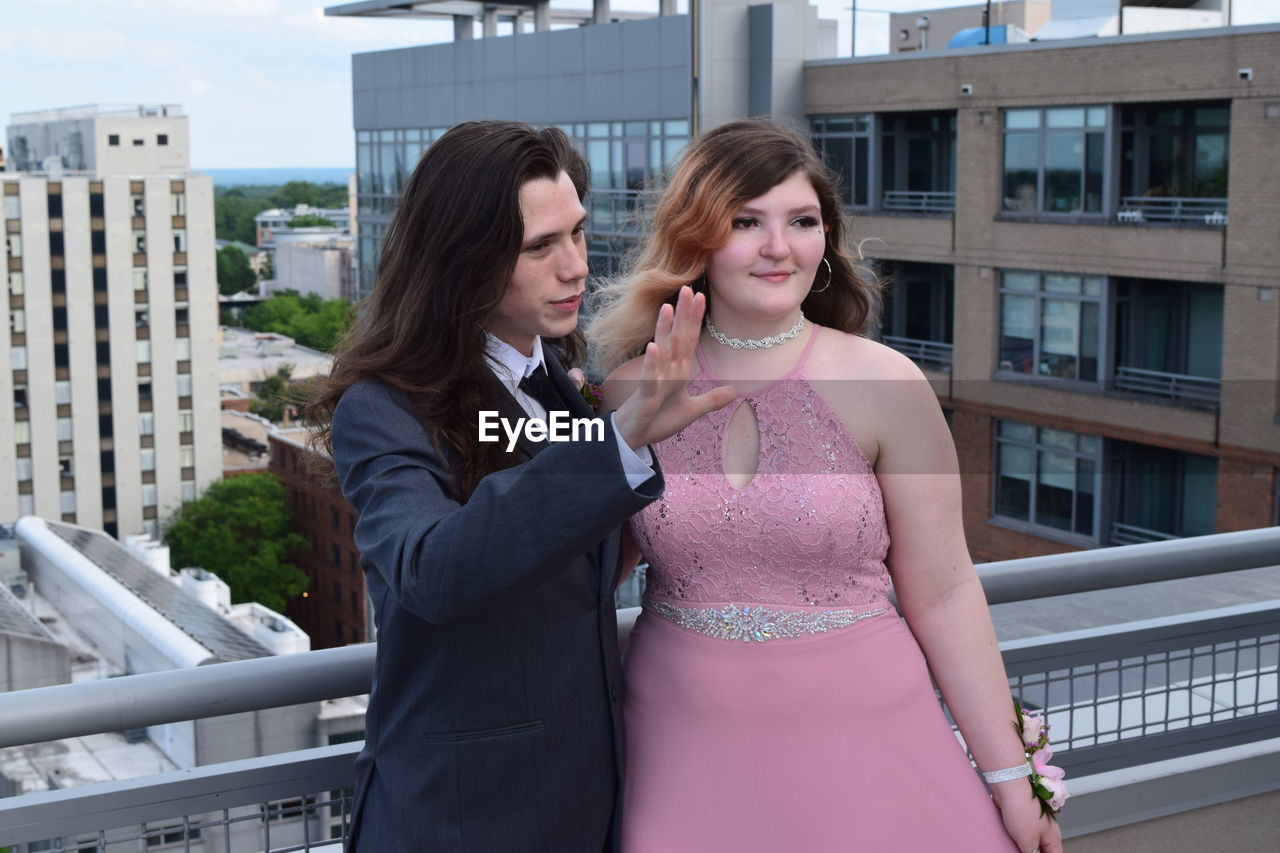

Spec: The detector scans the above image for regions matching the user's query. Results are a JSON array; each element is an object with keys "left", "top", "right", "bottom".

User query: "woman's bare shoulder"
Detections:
[{"left": 808, "top": 329, "right": 924, "bottom": 382}]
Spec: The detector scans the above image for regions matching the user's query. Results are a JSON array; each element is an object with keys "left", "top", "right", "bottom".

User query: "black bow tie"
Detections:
[{"left": 518, "top": 365, "right": 564, "bottom": 414}]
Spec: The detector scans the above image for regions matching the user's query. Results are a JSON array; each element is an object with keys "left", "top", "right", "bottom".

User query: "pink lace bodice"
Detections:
[{"left": 631, "top": 326, "right": 892, "bottom": 610}]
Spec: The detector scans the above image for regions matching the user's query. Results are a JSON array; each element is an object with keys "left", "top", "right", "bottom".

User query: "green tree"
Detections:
[
  {"left": 241, "top": 289, "right": 352, "bottom": 351},
  {"left": 164, "top": 474, "right": 309, "bottom": 613},
  {"left": 216, "top": 245, "right": 256, "bottom": 295},
  {"left": 251, "top": 365, "right": 294, "bottom": 423},
  {"left": 214, "top": 191, "right": 269, "bottom": 244},
  {"left": 287, "top": 214, "right": 337, "bottom": 228}
]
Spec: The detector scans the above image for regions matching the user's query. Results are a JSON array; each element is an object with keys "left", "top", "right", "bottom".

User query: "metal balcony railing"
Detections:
[
  {"left": 1112, "top": 365, "right": 1221, "bottom": 406},
  {"left": 882, "top": 190, "right": 956, "bottom": 213},
  {"left": 1116, "top": 196, "right": 1228, "bottom": 225},
  {"left": 586, "top": 188, "right": 646, "bottom": 238},
  {"left": 882, "top": 335, "right": 954, "bottom": 369},
  {"left": 1, "top": 529, "right": 1278, "bottom": 851}
]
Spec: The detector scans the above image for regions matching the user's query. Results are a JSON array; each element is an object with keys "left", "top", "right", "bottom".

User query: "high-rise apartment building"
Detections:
[
  {"left": 2, "top": 105, "right": 220, "bottom": 539},
  {"left": 332, "top": 5, "right": 1280, "bottom": 561}
]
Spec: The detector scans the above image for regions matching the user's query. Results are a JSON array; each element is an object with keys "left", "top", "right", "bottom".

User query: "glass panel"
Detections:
[
  {"left": 1036, "top": 450, "right": 1076, "bottom": 530},
  {"left": 998, "top": 420, "right": 1034, "bottom": 442},
  {"left": 1039, "top": 298, "right": 1080, "bottom": 378},
  {"left": 624, "top": 121, "right": 647, "bottom": 136},
  {"left": 1195, "top": 107, "right": 1229, "bottom": 126},
  {"left": 1082, "top": 276, "right": 1103, "bottom": 296},
  {"left": 1002, "top": 271, "right": 1036, "bottom": 292},
  {"left": 610, "top": 122, "right": 622, "bottom": 136},
  {"left": 1193, "top": 133, "right": 1228, "bottom": 196},
  {"left": 1000, "top": 294, "right": 1035, "bottom": 373},
  {"left": 664, "top": 119, "right": 689, "bottom": 136},
  {"left": 1043, "top": 132, "right": 1083, "bottom": 213},
  {"left": 821, "top": 137, "right": 855, "bottom": 206},
  {"left": 1002, "top": 134, "right": 1038, "bottom": 211},
  {"left": 1038, "top": 428, "right": 1076, "bottom": 451},
  {"left": 823, "top": 117, "right": 854, "bottom": 134},
  {"left": 1043, "top": 275, "right": 1080, "bottom": 294},
  {"left": 587, "top": 122, "right": 609, "bottom": 138},
  {"left": 1005, "top": 109, "right": 1040, "bottom": 130},
  {"left": 1085, "top": 132, "right": 1104, "bottom": 212},
  {"left": 1074, "top": 458, "right": 1095, "bottom": 535},
  {"left": 853, "top": 137, "right": 869, "bottom": 207},
  {"left": 1180, "top": 454, "right": 1217, "bottom": 536},
  {"left": 1078, "top": 435, "right": 1098, "bottom": 455},
  {"left": 587, "top": 141, "right": 610, "bottom": 188},
  {"left": 1186, "top": 288, "right": 1223, "bottom": 379},
  {"left": 1086, "top": 107, "right": 1107, "bottom": 128},
  {"left": 57, "top": 417, "right": 73, "bottom": 441},
  {"left": 1079, "top": 300, "right": 1099, "bottom": 381},
  {"left": 1046, "top": 108, "right": 1086, "bottom": 128},
  {"left": 996, "top": 443, "right": 1032, "bottom": 521}
]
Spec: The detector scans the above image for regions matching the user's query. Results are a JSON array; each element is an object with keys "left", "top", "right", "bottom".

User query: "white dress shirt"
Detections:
[{"left": 484, "top": 334, "right": 655, "bottom": 489}]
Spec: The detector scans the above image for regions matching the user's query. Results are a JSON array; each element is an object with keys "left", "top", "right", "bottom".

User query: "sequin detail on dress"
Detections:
[
  {"left": 646, "top": 600, "right": 888, "bottom": 643},
  {"left": 631, "top": 325, "right": 893, "bottom": 613}
]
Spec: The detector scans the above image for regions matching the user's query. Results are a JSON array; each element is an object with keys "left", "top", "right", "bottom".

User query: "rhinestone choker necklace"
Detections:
[{"left": 704, "top": 313, "right": 805, "bottom": 350}]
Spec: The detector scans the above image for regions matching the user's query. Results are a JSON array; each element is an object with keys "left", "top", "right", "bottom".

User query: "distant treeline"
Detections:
[{"left": 215, "top": 181, "right": 349, "bottom": 245}]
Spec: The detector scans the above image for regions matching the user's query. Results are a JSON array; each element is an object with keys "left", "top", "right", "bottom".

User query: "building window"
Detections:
[
  {"left": 57, "top": 417, "right": 73, "bottom": 441},
  {"left": 140, "top": 448, "right": 156, "bottom": 471},
  {"left": 132, "top": 138, "right": 145, "bottom": 147},
  {"left": 139, "top": 412, "right": 155, "bottom": 436},
  {"left": 995, "top": 420, "right": 1099, "bottom": 538},
  {"left": 1109, "top": 441, "right": 1217, "bottom": 542},
  {"left": 179, "top": 446, "right": 195, "bottom": 468},
  {"left": 133, "top": 230, "right": 146, "bottom": 254},
  {"left": 14, "top": 420, "right": 31, "bottom": 444},
  {"left": 181, "top": 481, "right": 197, "bottom": 503},
  {"left": 8, "top": 271, "right": 23, "bottom": 295},
  {"left": 141, "top": 484, "right": 158, "bottom": 507},
  {"left": 13, "top": 384, "right": 27, "bottom": 408},
  {"left": 1003, "top": 106, "right": 1107, "bottom": 214},
  {"left": 811, "top": 114, "right": 874, "bottom": 207},
  {"left": 9, "top": 309, "right": 23, "bottom": 334},
  {"left": 1113, "top": 278, "right": 1223, "bottom": 392},
  {"left": 16, "top": 457, "right": 33, "bottom": 482},
  {"left": 133, "top": 269, "right": 148, "bottom": 291},
  {"left": 3, "top": 193, "right": 19, "bottom": 219},
  {"left": 18, "top": 494, "right": 34, "bottom": 516},
  {"left": 108, "top": 134, "right": 120, "bottom": 146},
  {"left": 879, "top": 112, "right": 957, "bottom": 211},
  {"left": 1119, "top": 102, "right": 1228, "bottom": 202},
  {"left": 173, "top": 229, "right": 186, "bottom": 253},
  {"left": 55, "top": 380, "right": 72, "bottom": 405},
  {"left": 137, "top": 339, "right": 151, "bottom": 364},
  {"left": 177, "top": 374, "right": 193, "bottom": 397},
  {"left": 131, "top": 193, "right": 145, "bottom": 217},
  {"left": 879, "top": 262, "right": 954, "bottom": 369},
  {"left": 171, "top": 192, "right": 186, "bottom": 216},
  {"left": 60, "top": 490, "right": 77, "bottom": 514},
  {"left": 5, "top": 234, "right": 21, "bottom": 259},
  {"left": 175, "top": 337, "right": 191, "bottom": 360},
  {"left": 157, "top": 134, "right": 169, "bottom": 146},
  {"left": 999, "top": 271, "right": 1103, "bottom": 381},
  {"left": 59, "top": 456, "right": 73, "bottom": 477},
  {"left": 11, "top": 346, "right": 27, "bottom": 370}
]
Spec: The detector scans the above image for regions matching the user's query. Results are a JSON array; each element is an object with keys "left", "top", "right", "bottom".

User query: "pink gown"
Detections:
[{"left": 622, "top": 326, "right": 1017, "bottom": 851}]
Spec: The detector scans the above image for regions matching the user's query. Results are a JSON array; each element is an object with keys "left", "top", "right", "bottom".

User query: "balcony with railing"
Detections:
[
  {"left": 1111, "top": 365, "right": 1221, "bottom": 406},
  {"left": 1116, "top": 196, "right": 1228, "bottom": 226},
  {"left": 1, "top": 530, "right": 1277, "bottom": 851},
  {"left": 881, "top": 190, "right": 955, "bottom": 213}
]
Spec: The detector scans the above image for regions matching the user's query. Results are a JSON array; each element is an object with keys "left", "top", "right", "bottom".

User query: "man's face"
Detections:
[{"left": 485, "top": 171, "right": 589, "bottom": 357}]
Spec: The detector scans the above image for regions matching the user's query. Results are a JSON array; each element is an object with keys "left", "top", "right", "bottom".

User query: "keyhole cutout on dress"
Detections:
[{"left": 722, "top": 400, "right": 761, "bottom": 491}]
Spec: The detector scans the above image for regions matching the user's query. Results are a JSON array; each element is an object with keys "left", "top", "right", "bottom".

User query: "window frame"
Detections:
[
  {"left": 997, "top": 269, "right": 1110, "bottom": 386},
  {"left": 1001, "top": 105, "right": 1112, "bottom": 218},
  {"left": 992, "top": 419, "right": 1103, "bottom": 543}
]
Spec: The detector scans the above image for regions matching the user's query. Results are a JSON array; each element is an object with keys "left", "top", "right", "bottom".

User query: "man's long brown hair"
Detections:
[{"left": 306, "top": 121, "right": 587, "bottom": 501}]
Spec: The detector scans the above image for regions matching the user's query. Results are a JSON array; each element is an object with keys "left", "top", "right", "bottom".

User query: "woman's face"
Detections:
[{"left": 704, "top": 170, "right": 827, "bottom": 326}]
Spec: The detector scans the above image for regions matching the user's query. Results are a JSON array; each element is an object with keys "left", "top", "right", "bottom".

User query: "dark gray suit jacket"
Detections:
[{"left": 333, "top": 357, "right": 661, "bottom": 852}]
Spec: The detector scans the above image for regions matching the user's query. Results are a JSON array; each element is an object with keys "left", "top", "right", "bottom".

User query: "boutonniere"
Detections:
[{"left": 580, "top": 381, "right": 604, "bottom": 412}]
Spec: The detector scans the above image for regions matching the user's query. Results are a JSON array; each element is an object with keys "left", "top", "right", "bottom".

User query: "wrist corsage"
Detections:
[
  {"left": 1013, "top": 701, "right": 1069, "bottom": 818},
  {"left": 579, "top": 381, "right": 604, "bottom": 412}
]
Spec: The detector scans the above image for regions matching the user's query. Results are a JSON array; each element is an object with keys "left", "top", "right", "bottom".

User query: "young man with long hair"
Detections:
[{"left": 307, "top": 121, "right": 731, "bottom": 850}]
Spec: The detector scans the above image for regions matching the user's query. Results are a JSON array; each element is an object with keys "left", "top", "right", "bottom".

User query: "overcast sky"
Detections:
[{"left": 2, "top": 0, "right": 1275, "bottom": 169}]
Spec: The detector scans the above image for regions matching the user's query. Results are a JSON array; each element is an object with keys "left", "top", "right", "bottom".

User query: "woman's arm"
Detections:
[{"left": 872, "top": 354, "right": 1062, "bottom": 853}]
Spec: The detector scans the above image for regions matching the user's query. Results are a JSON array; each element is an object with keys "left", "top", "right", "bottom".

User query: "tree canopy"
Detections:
[
  {"left": 287, "top": 214, "right": 338, "bottom": 228},
  {"left": 238, "top": 289, "right": 352, "bottom": 352},
  {"left": 214, "top": 181, "right": 349, "bottom": 244},
  {"left": 164, "top": 473, "right": 309, "bottom": 613},
  {"left": 216, "top": 245, "right": 257, "bottom": 295}
]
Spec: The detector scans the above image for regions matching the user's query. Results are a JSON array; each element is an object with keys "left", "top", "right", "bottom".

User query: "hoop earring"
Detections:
[{"left": 811, "top": 256, "right": 833, "bottom": 294}]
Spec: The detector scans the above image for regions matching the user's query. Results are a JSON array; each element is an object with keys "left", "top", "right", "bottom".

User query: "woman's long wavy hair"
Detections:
[
  {"left": 306, "top": 121, "right": 587, "bottom": 502},
  {"left": 589, "top": 118, "right": 879, "bottom": 374}
]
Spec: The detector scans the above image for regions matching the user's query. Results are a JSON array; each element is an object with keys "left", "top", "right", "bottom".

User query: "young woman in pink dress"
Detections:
[{"left": 591, "top": 119, "right": 1063, "bottom": 853}]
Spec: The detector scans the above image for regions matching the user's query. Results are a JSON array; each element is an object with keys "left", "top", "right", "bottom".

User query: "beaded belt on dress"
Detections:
[{"left": 644, "top": 599, "right": 888, "bottom": 643}]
